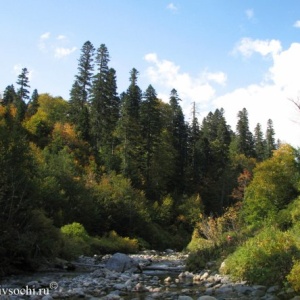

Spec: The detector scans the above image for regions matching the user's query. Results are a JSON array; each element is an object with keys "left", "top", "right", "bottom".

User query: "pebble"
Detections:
[{"left": 1, "top": 251, "right": 299, "bottom": 300}]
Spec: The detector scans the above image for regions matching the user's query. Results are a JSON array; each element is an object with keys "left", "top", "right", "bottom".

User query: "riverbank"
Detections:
[{"left": 1, "top": 250, "right": 300, "bottom": 300}]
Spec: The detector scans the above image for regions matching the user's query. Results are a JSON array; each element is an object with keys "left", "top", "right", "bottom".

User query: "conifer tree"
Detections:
[
  {"left": 265, "top": 119, "right": 276, "bottom": 158},
  {"left": 69, "top": 41, "right": 95, "bottom": 141},
  {"left": 236, "top": 108, "right": 254, "bottom": 157},
  {"left": 2, "top": 85, "right": 17, "bottom": 106},
  {"left": 168, "top": 89, "right": 187, "bottom": 194},
  {"left": 185, "top": 102, "right": 201, "bottom": 192},
  {"left": 116, "top": 69, "right": 143, "bottom": 187},
  {"left": 16, "top": 68, "right": 30, "bottom": 121},
  {"left": 140, "top": 85, "right": 161, "bottom": 196},
  {"left": 200, "top": 108, "right": 232, "bottom": 213},
  {"left": 90, "top": 43, "right": 111, "bottom": 152},
  {"left": 27, "top": 89, "right": 39, "bottom": 117},
  {"left": 254, "top": 123, "right": 265, "bottom": 161}
]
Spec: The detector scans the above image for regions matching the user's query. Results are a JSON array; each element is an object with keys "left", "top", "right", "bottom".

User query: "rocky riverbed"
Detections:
[{"left": 1, "top": 250, "right": 300, "bottom": 300}]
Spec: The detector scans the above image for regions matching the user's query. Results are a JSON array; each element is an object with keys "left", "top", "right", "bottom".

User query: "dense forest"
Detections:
[{"left": 1, "top": 41, "right": 300, "bottom": 290}]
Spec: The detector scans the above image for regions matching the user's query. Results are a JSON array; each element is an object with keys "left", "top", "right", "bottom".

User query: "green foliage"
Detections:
[
  {"left": 61, "top": 222, "right": 90, "bottom": 240},
  {"left": 186, "top": 239, "right": 218, "bottom": 271},
  {"left": 287, "top": 260, "right": 300, "bottom": 292},
  {"left": 91, "top": 172, "right": 151, "bottom": 237},
  {"left": 221, "top": 227, "right": 299, "bottom": 285},
  {"left": 243, "top": 144, "right": 299, "bottom": 227},
  {"left": 60, "top": 224, "right": 139, "bottom": 259},
  {"left": 60, "top": 222, "right": 91, "bottom": 259},
  {"left": 90, "top": 231, "right": 139, "bottom": 254}
]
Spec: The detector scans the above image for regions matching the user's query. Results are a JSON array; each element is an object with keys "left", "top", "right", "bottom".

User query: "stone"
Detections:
[
  {"left": 105, "top": 252, "right": 139, "bottom": 273},
  {"left": 200, "top": 271, "right": 209, "bottom": 280},
  {"left": 41, "top": 296, "right": 53, "bottom": 300},
  {"left": 267, "top": 285, "right": 280, "bottom": 293},
  {"left": 178, "top": 296, "right": 193, "bottom": 300},
  {"left": 197, "top": 296, "right": 218, "bottom": 300}
]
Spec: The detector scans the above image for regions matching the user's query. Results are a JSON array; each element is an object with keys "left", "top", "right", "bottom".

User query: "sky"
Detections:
[{"left": 2, "top": 0, "right": 300, "bottom": 146}]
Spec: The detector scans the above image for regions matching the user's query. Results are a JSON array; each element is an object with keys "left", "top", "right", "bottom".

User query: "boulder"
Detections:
[{"left": 105, "top": 252, "right": 139, "bottom": 273}]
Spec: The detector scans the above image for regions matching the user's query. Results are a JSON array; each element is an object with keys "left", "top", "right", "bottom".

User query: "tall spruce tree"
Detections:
[
  {"left": 69, "top": 41, "right": 95, "bottom": 141},
  {"left": 236, "top": 108, "right": 254, "bottom": 157},
  {"left": 254, "top": 123, "right": 265, "bottom": 161},
  {"left": 16, "top": 68, "right": 30, "bottom": 121},
  {"left": 140, "top": 85, "right": 161, "bottom": 197},
  {"left": 200, "top": 108, "right": 232, "bottom": 213},
  {"left": 2, "top": 85, "right": 17, "bottom": 106},
  {"left": 265, "top": 119, "right": 276, "bottom": 158},
  {"left": 116, "top": 69, "right": 143, "bottom": 187},
  {"left": 185, "top": 102, "right": 201, "bottom": 192},
  {"left": 27, "top": 89, "right": 39, "bottom": 117},
  {"left": 90, "top": 43, "right": 110, "bottom": 152},
  {"left": 169, "top": 89, "right": 187, "bottom": 195}
]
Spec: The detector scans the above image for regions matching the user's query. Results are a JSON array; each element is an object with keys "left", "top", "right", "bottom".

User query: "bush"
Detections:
[
  {"left": 221, "top": 227, "right": 299, "bottom": 285},
  {"left": 90, "top": 231, "right": 139, "bottom": 254},
  {"left": 287, "top": 260, "right": 300, "bottom": 291},
  {"left": 60, "top": 222, "right": 91, "bottom": 259}
]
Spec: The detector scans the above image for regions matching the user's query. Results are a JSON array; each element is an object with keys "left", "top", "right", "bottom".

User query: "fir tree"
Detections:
[
  {"left": 27, "top": 89, "right": 39, "bottom": 117},
  {"left": 90, "top": 43, "right": 110, "bottom": 151},
  {"left": 140, "top": 85, "right": 161, "bottom": 197},
  {"left": 116, "top": 69, "right": 143, "bottom": 187},
  {"left": 265, "top": 119, "right": 276, "bottom": 158},
  {"left": 2, "top": 85, "right": 17, "bottom": 106},
  {"left": 254, "top": 123, "right": 265, "bottom": 161},
  {"left": 236, "top": 108, "right": 254, "bottom": 157},
  {"left": 69, "top": 41, "right": 95, "bottom": 141},
  {"left": 16, "top": 68, "right": 30, "bottom": 121},
  {"left": 168, "top": 89, "right": 187, "bottom": 194}
]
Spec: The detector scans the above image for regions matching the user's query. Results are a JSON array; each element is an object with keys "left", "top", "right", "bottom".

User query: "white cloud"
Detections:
[
  {"left": 293, "top": 20, "right": 300, "bottom": 28},
  {"left": 144, "top": 39, "right": 300, "bottom": 147},
  {"left": 245, "top": 9, "right": 254, "bottom": 20},
  {"left": 54, "top": 46, "right": 77, "bottom": 58},
  {"left": 204, "top": 71, "right": 227, "bottom": 86},
  {"left": 57, "top": 35, "right": 67, "bottom": 40},
  {"left": 215, "top": 41, "right": 300, "bottom": 147},
  {"left": 167, "top": 3, "right": 178, "bottom": 12},
  {"left": 144, "top": 53, "right": 226, "bottom": 119},
  {"left": 38, "top": 32, "right": 51, "bottom": 51},
  {"left": 234, "top": 37, "right": 282, "bottom": 58},
  {"left": 40, "top": 32, "right": 50, "bottom": 40},
  {"left": 38, "top": 32, "right": 77, "bottom": 58}
]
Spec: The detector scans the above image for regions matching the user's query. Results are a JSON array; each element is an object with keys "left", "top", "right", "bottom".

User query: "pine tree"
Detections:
[
  {"left": 27, "top": 89, "right": 39, "bottom": 117},
  {"left": 168, "top": 89, "right": 187, "bottom": 194},
  {"left": 16, "top": 68, "right": 30, "bottom": 121},
  {"left": 254, "top": 123, "right": 265, "bottom": 161},
  {"left": 265, "top": 119, "right": 276, "bottom": 158},
  {"left": 2, "top": 85, "right": 17, "bottom": 106},
  {"left": 200, "top": 108, "right": 232, "bottom": 213},
  {"left": 90, "top": 43, "right": 110, "bottom": 152},
  {"left": 69, "top": 41, "right": 95, "bottom": 141},
  {"left": 16, "top": 68, "right": 30, "bottom": 102},
  {"left": 185, "top": 102, "right": 201, "bottom": 192},
  {"left": 140, "top": 85, "right": 161, "bottom": 197},
  {"left": 116, "top": 69, "right": 143, "bottom": 187},
  {"left": 236, "top": 108, "right": 254, "bottom": 157}
]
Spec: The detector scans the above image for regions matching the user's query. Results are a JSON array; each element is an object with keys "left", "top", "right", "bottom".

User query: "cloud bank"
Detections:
[{"left": 144, "top": 39, "right": 300, "bottom": 147}]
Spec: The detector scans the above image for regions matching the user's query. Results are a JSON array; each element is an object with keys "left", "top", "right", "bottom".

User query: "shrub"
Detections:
[
  {"left": 90, "top": 231, "right": 139, "bottom": 254},
  {"left": 60, "top": 222, "right": 91, "bottom": 259},
  {"left": 287, "top": 260, "right": 300, "bottom": 291},
  {"left": 221, "top": 227, "right": 299, "bottom": 285}
]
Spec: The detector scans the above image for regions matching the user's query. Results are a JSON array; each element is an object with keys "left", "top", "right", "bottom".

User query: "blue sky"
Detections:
[{"left": 2, "top": 1, "right": 300, "bottom": 146}]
